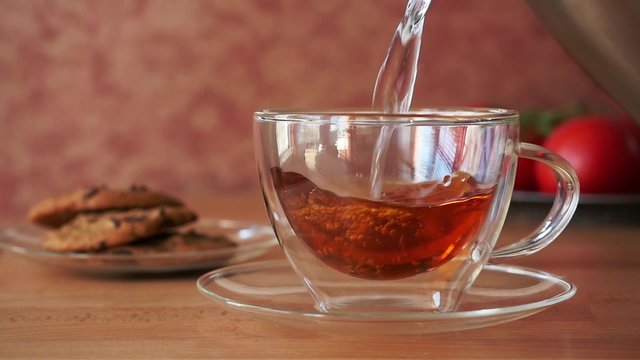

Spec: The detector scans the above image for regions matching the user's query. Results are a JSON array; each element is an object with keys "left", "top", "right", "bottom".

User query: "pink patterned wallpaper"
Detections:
[{"left": 0, "top": 0, "right": 619, "bottom": 220}]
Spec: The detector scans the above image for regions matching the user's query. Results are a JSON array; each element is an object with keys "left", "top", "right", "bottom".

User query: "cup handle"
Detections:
[{"left": 491, "top": 142, "right": 580, "bottom": 259}]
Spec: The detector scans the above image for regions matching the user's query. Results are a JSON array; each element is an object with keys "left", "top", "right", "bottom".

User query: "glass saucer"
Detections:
[
  {"left": 197, "top": 260, "right": 576, "bottom": 335},
  {"left": 0, "top": 219, "right": 277, "bottom": 274}
]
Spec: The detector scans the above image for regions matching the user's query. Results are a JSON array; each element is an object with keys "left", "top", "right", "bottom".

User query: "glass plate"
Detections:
[
  {"left": 197, "top": 260, "right": 576, "bottom": 335},
  {"left": 510, "top": 191, "right": 640, "bottom": 225},
  {"left": 512, "top": 190, "right": 640, "bottom": 205},
  {"left": 0, "top": 219, "right": 277, "bottom": 274}
]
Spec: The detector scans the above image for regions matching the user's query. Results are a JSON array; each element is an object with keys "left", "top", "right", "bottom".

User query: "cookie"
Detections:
[
  {"left": 28, "top": 185, "right": 183, "bottom": 228},
  {"left": 42, "top": 206, "right": 198, "bottom": 252},
  {"left": 102, "top": 230, "right": 236, "bottom": 255}
]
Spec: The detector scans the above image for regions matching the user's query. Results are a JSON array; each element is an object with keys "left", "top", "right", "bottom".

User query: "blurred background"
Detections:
[{"left": 0, "top": 0, "right": 625, "bottom": 220}]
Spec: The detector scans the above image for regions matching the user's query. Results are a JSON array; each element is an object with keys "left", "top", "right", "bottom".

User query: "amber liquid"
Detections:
[{"left": 272, "top": 167, "right": 496, "bottom": 280}]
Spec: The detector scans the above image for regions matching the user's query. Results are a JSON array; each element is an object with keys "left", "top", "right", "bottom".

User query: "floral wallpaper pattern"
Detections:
[{"left": 0, "top": 0, "right": 617, "bottom": 219}]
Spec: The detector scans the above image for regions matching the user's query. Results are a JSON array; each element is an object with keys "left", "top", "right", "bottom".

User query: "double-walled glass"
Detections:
[{"left": 255, "top": 109, "right": 579, "bottom": 314}]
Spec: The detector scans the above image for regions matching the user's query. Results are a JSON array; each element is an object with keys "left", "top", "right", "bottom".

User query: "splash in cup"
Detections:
[{"left": 254, "top": 108, "right": 579, "bottom": 313}]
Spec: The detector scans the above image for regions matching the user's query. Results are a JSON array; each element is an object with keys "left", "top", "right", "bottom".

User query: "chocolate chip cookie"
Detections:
[
  {"left": 29, "top": 185, "right": 183, "bottom": 228},
  {"left": 42, "top": 206, "right": 198, "bottom": 252},
  {"left": 102, "top": 230, "right": 236, "bottom": 255}
]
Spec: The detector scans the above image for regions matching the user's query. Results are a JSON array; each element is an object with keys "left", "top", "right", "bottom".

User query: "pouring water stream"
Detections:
[{"left": 369, "top": 0, "right": 432, "bottom": 198}]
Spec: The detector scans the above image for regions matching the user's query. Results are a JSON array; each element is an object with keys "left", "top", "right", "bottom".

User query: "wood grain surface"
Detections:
[{"left": 1, "top": 193, "right": 639, "bottom": 359}]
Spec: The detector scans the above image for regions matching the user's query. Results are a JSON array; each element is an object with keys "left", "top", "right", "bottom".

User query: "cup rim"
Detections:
[{"left": 255, "top": 107, "right": 519, "bottom": 125}]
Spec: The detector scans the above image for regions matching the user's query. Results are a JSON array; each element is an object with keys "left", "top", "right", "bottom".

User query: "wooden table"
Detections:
[{"left": 1, "top": 193, "right": 639, "bottom": 359}]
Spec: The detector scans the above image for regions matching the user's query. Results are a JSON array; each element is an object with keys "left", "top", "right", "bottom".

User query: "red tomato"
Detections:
[
  {"left": 620, "top": 116, "right": 640, "bottom": 147},
  {"left": 515, "top": 132, "right": 545, "bottom": 191},
  {"left": 514, "top": 159, "right": 537, "bottom": 191},
  {"left": 535, "top": 115, "right": 640, "bottom": 194}
]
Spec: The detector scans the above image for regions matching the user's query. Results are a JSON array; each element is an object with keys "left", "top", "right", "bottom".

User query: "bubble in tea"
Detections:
[{"left": 272, "top": 167, "right": 495, "bottom": 280}]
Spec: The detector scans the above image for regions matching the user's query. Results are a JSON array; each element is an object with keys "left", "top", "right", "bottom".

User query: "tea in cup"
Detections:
[{"left": 255, "top": 108, "right": 579, "bottom": 313}]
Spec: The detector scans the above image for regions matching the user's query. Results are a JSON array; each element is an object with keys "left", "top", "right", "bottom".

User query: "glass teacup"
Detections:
[{"left": 254, "top": 108, "right": 579, "bottom": 313}]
